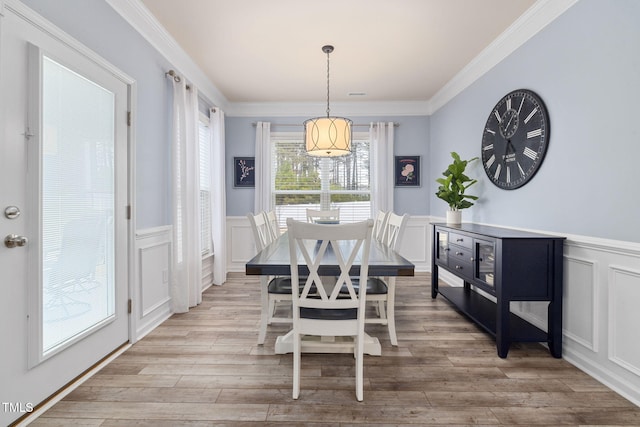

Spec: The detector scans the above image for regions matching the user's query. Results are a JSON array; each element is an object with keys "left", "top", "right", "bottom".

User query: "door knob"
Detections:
[{"left": 4, "top": 234, "right": 28, "bottom": 248}]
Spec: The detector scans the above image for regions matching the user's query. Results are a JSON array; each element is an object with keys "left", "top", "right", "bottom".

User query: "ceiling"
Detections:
[{"left": 139, "top": 0, "right": 537, "bottom": 108}]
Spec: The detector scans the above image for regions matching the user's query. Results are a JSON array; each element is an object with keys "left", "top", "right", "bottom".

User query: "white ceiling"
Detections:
[{"left": 135, "top": 0, "right": 553, "bottom": 111}]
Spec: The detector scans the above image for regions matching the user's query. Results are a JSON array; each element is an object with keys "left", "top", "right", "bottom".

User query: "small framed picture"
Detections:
[
  {"left": 234, "top": 157, "right": 255, "bottom": 188},
  {"left": 395, "top": 156, "right": 420, "bottom": 187}
]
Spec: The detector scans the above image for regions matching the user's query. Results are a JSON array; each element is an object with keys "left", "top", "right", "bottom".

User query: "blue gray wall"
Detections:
[
  {"left": 429, "top": 0, "right": 640, "bottom": 242},
  {"left": 22, "top": 0, "right": 174, "bottom": 229},
  {"left": 225, "top": 115, "right": 430, "bottom": 217},
  {"left": 23, "top": 0, "right": 640, "bottom": 243}
]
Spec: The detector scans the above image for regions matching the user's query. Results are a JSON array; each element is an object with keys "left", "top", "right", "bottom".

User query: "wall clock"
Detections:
[{"left": 481, "top": 89, "right": 550, "bottom": 189}]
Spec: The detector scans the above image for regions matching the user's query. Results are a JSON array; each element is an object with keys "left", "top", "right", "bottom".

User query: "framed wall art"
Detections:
[
  {"left": 234, "top": 157, "right": 255, "bottom": 188},
  {"left": 394, "top": 156, "right": 420, "bottom": 187}
]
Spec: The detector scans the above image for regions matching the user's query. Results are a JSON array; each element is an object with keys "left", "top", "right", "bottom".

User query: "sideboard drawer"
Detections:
[
  {"left": 449, "top": 258, "right": 473, "bottom": 281},
  {"left": 450, "top": 244, "right": 472, "bottom": 263},
  {"left": 449, "top": 232, "right": 472, "bottom": 249}
]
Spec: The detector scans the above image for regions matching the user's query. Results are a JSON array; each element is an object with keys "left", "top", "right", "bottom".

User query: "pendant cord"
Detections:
[{"left": 326, "top": 49, "right": 331, "bottom": 117}]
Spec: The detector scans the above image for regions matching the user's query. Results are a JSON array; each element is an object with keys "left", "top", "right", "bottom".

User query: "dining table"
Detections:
[{"left": 246, "top": 230, "right": 415, "bottom": 355}]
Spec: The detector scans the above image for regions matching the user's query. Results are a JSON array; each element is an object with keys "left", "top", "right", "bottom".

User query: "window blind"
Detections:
[{"left": 198, "top": 121, "right": 212, "bottom": 255}]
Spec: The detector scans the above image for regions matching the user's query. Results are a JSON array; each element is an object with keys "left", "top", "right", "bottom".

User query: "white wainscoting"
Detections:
[
  {"left": 429, "top": 221, "right": 640, "bottom": 407},
  {"left": 562, "top": 237, "right": 640, "bottom": 406},
  {"left": 133, "top": 226, "right": 172, "bottom": 342},
  {"left": 225, "top": 215, "right": 432, "bottom": 273},
  {"left": 227, "top": 215, "right": 640, "bottom": 405}
]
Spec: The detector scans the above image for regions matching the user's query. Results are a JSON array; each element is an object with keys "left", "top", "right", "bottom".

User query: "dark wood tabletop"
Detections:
[{"left": 246, "top": 232, "right": 415, "bottom": 277}]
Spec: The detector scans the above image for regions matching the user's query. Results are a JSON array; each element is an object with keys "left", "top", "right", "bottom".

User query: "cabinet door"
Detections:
[
  {"left": 435, "top": 229, "right": 449, "bottom": 264},
  {"left": 474, "top": 238, "right": 495, "bottom": 287}
]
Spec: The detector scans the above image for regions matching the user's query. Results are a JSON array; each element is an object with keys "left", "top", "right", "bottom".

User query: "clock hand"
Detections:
[{"left": 505, "top": 113, "right": 514, "bottom": 130}]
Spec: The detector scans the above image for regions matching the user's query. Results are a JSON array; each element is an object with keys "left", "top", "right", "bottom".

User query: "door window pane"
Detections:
[{"left": 41, "top": 56, "right": 116, "bottom": 354}]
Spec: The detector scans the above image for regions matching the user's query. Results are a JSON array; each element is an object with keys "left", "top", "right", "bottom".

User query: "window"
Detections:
[
  {"left": 271, "top": 132, "right": 370, "bottom": 229},
  {"left": 198, "top": 115, "right": 212, "bottom": 256}
]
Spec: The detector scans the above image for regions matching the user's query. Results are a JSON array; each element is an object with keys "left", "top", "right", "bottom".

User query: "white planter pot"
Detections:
[{"left": 446, "top": 210, "right": 461, "bottom": 225}]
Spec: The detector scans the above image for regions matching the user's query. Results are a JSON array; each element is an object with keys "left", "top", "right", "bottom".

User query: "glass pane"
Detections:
[
  {"left": 437, "top": 231, "right": 449, "bottom": 263},
  {"left": 330, "top": 193, "right": 370, "bottom": 223},
  {"left": 272, "top": 135, "right": 371, "bottom": 226},
  {"left": 199, "top": 122, "right": 212, "bottom": 254},
  {"left": 476, "top": 241, "right": 495, "bottom": 287},
  {"left": 273, "top": 139, "right": 321, "bottom": 191},
  {"left": 329, "top": 139, "right": 370, "bottom": 191},
  {"left": 274, "top": 193, "right": 321, "bottom": 228},
  {"left": 41, "top": 56, "right": 115, "bottom": 354}
]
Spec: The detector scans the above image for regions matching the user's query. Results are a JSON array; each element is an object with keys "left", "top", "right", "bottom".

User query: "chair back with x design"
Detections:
[{"left": 286, "top": 218, "right": 373, "bottom": 401}]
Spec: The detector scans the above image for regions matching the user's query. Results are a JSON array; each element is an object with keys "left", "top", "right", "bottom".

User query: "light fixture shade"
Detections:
[{"left": 304, "top": 116, "right": 353, "bottom": 157}]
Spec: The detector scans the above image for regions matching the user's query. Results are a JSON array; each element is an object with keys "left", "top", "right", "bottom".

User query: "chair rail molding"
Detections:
[{"left": 226, "top": 215, "right": 431, "bottom": 273}]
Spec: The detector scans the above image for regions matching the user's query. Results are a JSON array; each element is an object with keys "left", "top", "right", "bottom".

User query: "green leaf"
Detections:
[{"left": 434, "top": 151, "right": 479, "bottom": 210}]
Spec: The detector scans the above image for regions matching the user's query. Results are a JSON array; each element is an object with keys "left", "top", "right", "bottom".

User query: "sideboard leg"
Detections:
[
  {"left": 431, "top": 266, "right": 439, "bottom": 299},
  {"left": 496, "top": 299, "right": 510, "bottom": 358},
  {"left": 548, "top": 300, "right": 563, "bottom": 358}
]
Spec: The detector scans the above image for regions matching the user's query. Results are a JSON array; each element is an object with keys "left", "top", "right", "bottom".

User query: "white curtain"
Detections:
[
  {"left": 210, "top": 107, "right": 227, "bottom": 285},
  {"left": 170, "top": 78, "right": 202, "bottom": 312},
  {"left": 254, "top": 121, "right": 271, "bottom": 212},
  {"left": 370, "top": 122, "right": 395, "bottom": 215}
]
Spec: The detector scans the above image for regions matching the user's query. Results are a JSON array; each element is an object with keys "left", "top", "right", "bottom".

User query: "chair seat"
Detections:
[
  {"left": 268, "top": 277, "right": 314, "bottom": 294},
  {"left": 339, "top": 277, "right": 388, "bottom": 295},
  {"left": 300, "top": 307, "right": 358, "bottom": 320}
]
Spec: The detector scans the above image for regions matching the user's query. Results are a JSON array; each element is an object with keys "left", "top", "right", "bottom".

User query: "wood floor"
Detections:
[{"left": 31, "top": 272, "right": 640, "bottom": 426}]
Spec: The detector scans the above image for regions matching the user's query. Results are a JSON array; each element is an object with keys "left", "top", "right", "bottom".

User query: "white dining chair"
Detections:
[
  {"left": 372, "top": 210, "right": 389, "bottom": 243},
  {"left": 343, "top": 212, "right": 409, "bottom": 346},
  {"left": 247, "top": 212, "right": 297, "bottom": 345},
  {"left": 264, "top": 210, "right": 281, "bottom": 242},
  {"left": 247, "top": 211, "right": 272, "bottom": 253},
  {"left": 382, "top": 212, "right": 409, "bottom": 252},
  {"left": 287, "top": 218, "right": 373, "bottom": 401},
  {"left": 306, "top": 208, "right": 340, "bottom": 224}
]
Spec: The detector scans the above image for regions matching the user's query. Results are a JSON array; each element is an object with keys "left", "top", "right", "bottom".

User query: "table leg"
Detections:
[{"left": 257, "top": 276, "right": 269, "bottom": 345}]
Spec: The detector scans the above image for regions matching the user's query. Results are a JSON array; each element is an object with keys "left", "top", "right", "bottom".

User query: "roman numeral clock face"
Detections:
[{"left": 481, "top": 89, "right": 550, "bottom": 189}]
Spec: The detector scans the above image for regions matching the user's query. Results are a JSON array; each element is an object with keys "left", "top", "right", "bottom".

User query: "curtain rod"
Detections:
[{"left": 252, "top": 122, "right": 399, "bottom": 127}]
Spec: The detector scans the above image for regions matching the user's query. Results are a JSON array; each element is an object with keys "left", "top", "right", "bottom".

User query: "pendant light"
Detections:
[{"left": 304, "top": 45, "right": 353, "bottom": 157}]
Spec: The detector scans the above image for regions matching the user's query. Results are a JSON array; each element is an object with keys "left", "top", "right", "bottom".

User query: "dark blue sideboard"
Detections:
[{"left": 431, "top": 223, "right": 565, "bottom": 358}]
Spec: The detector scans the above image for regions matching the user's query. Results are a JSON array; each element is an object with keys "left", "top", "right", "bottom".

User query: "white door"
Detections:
[{"left": 0, "top": 4, "right": 130, "bottom": 425}]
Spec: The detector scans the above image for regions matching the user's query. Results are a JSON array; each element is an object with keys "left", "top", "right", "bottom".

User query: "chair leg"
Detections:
[
  {"left": 355, "top": 334, "right": 364, "bottom": 401},
  {"left": 387, "top": 277, "right": 398, "bottom": 346},
  {"left": 258, "top": 277, "right": 269, "bottom": 345},
  {"left": 293, "top": 331, "right": 301, "bottom": 399},
  {"left": 267, "top": 298, "right": 276, "bottom": 324},
  {"left": 377, "top": 300, "right": 387, "bottom": 320}
]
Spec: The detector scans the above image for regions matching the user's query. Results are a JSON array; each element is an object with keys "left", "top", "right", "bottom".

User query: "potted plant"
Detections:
[{"left": 435, "top": 151, "right": 479, "bottom": 224}]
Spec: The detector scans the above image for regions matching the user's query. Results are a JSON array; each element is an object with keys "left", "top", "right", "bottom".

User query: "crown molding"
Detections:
[
  {"left": 106, "top": 0, "right": 577, "bottom": 117},
  {"left": 224, "top": 100, "right": 432, "bottom": 117},
  {"left": 430, "top": 0, "right": 579, "bottom": 113},
  {"left": 105, "top": 0, "right": 230, "bottom": 110}
]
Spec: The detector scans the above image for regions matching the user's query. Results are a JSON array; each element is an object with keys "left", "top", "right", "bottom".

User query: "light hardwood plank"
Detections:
[{"left": 29, "top": 272, "right": 640, "bottom": 426}]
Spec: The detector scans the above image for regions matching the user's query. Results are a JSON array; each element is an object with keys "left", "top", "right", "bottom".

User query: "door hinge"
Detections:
[
  {"left": 128, "top": 299, "right": 132, "bottom": 314},
  {"left": 126, "top": 205, "right": 131, "bottom": 220},
  {"left": 127, "top": 111, "right": 131, "bottom": 126}
]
